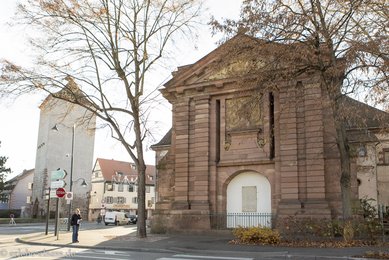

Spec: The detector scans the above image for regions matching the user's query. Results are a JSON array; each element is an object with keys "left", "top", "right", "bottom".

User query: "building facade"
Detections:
[
  {"left": 0, "top": 169, "right": 34, "bottom": 217},
  {"left": 151, "top": 36, "right": 389, "bottom": 232},
  {"left": 355, "top": 134, "right": 389, "bottom": 211},
  {"left": 32, "top": 88, "right": 96, "bottom": 218},
  {"left": 88, "top": 158, "right": 156, "bottom": 221}
]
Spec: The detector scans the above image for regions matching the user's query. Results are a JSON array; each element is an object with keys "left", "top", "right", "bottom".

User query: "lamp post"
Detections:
[
  {"left": 67, "top": 124, "right": 75, "bottom": 231},
  {"left": 45, "top": 188, "right": 50, "bottom": 235},
  {"left": 52, "top": 123, "right": 76, "bottom": 231}
]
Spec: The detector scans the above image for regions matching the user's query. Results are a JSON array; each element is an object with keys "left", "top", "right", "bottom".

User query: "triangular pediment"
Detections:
[{"left": 164, "top": 34, "right": 270, "bottom": 89}]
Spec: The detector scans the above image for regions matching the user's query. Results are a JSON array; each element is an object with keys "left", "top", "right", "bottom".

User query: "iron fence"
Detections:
[{"left": 210, "top": 212, "right": 273, "bottom": 229}]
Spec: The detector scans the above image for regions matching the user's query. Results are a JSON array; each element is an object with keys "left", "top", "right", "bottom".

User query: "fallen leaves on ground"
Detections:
[{"left": 229, "top": 239, "right": 389, "bottom": 248}]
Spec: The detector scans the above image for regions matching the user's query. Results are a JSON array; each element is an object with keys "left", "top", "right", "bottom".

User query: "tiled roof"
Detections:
[
  {"left": 95, "top": 158, "right": 155, "bottom": 185},
  {"left": 5, "top": 169, "right": 34, "bottom": 183},
  {"left": 150, "top": 128, "right": 172, "bottom": 149},
  {"left": 343, "top": 97, "right": 389, "bottom": 129}
]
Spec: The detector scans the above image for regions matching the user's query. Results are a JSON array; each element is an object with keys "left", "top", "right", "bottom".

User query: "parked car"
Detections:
[
  {"left": 104, "top": 211, "right": 127, "bottom": 226},
  {"left": 125, "top": 213, "right": 137, "bottom": 224}
]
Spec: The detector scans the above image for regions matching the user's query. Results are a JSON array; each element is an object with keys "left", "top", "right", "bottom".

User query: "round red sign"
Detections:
[{"left": 56, "top": 188, "right": 66, "bottom": 198}]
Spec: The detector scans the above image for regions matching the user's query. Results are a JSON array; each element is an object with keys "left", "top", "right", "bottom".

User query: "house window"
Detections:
[
  {"left": 28, "top": 183, "right": 33, "bottom": 190},
  {"left": 26, "top": 196, "right": 32, "bottom": 203},
  {"left": 358, "top": 145, "right": 367, "bottom": 157},
  {"left": 118, "top": 183, "right": 124, "bottom": 192},
  {"left": 106, "top": 183, "right": 113, "bottom": 191},
  {"left": 117, "top": 197, "right": 126, "bottom": 204},
  {"left": 128, "top": 185, "right": 134, "bottom": 192},
  {"left": 384, "top": 149, "right": 389, "bottom": 165},
  {"left": 147, "top": 200, "right": 152, "bottom": 207},
  {"left": 105, "top": 196, "right": 113, "bottom": 204},
  {"left": 242, "top": 186, "right": 257, "bottom": 212},
  {"left": 146, "top": 186, "right": 150, "bottom": 193},
  {"left": 132, "top": 197, "right": 138, "bottom": 204}
]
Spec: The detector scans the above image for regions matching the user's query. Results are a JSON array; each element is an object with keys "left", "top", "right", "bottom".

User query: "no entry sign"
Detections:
[{"left": 56, "top": 188, "right": 66, "bottom": 198}]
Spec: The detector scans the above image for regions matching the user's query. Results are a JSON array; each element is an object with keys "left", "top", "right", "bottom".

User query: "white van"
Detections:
[{"left": 104, "top": 211, "right": 127, "bottom": 226}]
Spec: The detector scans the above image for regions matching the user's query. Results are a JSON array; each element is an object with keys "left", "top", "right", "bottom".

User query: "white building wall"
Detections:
[
  {"left": 226, "top": 172, "right": 271, "bottom": 227},
  {"left": 356, "top": 144, "right": 378, "bottom": 207},
  {"left": 32, "top": 97, "right": 95, "bottom": 217},
  {"left": 9, "top": 171, "right": 34, "bottom": 216},
  {"left": 375, "top": 134, "right": 389, "bottom": 208}
]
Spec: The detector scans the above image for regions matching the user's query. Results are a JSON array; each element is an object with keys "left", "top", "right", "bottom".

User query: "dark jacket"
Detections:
[{"left": 70, "top": 213, "right": 82, "bottom": 226}]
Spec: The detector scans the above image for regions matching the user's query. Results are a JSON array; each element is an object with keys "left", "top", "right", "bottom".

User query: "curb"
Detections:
[
  {"left": 15, "top": 237, "right": 177, "bottom": 254},
  {"left": 14, "top": 239, "right": 381, "bottom": 260}
]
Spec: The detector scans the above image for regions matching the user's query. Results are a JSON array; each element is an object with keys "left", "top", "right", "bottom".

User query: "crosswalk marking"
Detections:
[
  {"left": 104, "top": 250, "right": 131, "bottom": 255},
  {"left": 175, "top": 255, "right": 253, "bottom": 260},
  {"left": 158, "top": 255, "right": 253, "bottom": 260},
  {"left": 158, "top": 258, "right": 194, "bottom": 260},
  {"left": 64, "top": 256, "right": 128, "bottom": 260},
  {"left": 63, "top": 250, "right": 133, "bottom": 260}
]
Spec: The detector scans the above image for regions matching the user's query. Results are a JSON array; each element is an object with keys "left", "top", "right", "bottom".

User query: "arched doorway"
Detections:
[{"left": 226, "top": 171, "right": 271, "bottom": 228}]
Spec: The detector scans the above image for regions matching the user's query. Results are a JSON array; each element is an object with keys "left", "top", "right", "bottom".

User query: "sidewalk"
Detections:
[{"left": 16, "top": 226, "right": 388, "bottom": 259}]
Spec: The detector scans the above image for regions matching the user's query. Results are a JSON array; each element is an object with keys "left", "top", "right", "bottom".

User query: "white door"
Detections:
[{"left": 226, "top": 172, "right": 271, "bottom": 227}]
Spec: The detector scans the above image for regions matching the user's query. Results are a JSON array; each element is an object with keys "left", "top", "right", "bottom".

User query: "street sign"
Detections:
[
  {"left": 50, "top": 180, "right": 66, "bottom": 189},
  {"left": 56, "top": 188, "right": 66, "bottom": 198},
  {"left": 65, "top": 192, "right": 73, "bottom": 200},
  {"left": 50, "top": 169, "right": 67, "bottom": 181},
  {"left": 50, "top": 190, "right": 57, "bottom": 198}
]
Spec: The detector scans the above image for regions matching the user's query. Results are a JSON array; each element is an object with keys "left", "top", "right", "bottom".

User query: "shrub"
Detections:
[
  {"left": 278, "top": 216, "right": 383, "bottom": 242},
  {"left": 359, "top": 197, "right": 377, "bottom": 219},
  {"left": 0, "top": 209, "right": 21, "bottom": 218},
  {"left": 279, "top": 216, "right": 336, "bottom": 240},
  {"left": 343, "top": 221, "right": 354, "bottom": 242},
  {"left": 232, "top": 226, "right": 281, "bottom": 245}
]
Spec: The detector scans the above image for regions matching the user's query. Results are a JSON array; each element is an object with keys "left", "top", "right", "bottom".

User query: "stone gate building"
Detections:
[{"left": 151, "top": 35, "right": 389, "bottom": 232}]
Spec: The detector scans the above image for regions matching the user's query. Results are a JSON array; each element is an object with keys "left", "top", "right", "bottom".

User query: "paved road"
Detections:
[
  {"left": 0, "top": 222, "right": 127, "bottom": 235},
  {"left": 2, "top": 223, "right": 386, "bottom": 260}
]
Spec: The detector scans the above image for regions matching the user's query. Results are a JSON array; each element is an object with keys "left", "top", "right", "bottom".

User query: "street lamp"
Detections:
[
  {"left": 74, "top": 177, "right": 88, "bottom": 188},
  {"left": 52, "top": 123, "right": 75, "bottom": 231}
]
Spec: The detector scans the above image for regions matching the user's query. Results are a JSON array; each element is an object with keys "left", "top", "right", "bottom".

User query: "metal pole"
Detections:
[
  {"left": 54, "top": 198, "right": 59, "bottom": 236},
  {"left": 56, "top": 198, "right": 60, "bottom": 240},
  {"left": 45, "top": 188, "right": 50, "bottom": 235},
  {"left": 67, "top": 124, "right": 75, "bottom": 231},
  {"left": 380, "top": 205, "right": 385, "bottom": 243}
]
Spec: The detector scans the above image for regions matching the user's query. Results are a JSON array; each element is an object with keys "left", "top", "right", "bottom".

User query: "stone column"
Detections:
[
  {"left": 172, "top": 98, "right": 190, "bottom": 209},
  {"left": 190, "top": 96, "right": 211, "bottom": 210}
]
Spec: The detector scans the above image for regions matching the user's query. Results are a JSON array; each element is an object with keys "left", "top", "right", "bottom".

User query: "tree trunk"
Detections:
[
  {"left": 326, "top": 76, "right": 353, "bottom": 221},
  {"left": 137, "top": 162, "right": 147, "bottom": 238},
  {"left": 133, "top": 105, "right": 147, "bottom": 238},
  {"left": 335, "top": 119, "right": 353, "bottom": 220}
]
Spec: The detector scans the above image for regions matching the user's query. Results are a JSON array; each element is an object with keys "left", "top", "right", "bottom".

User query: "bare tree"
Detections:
[
  {"left": 0, "top": 141, "right": 11, "bottom": 198},
  {"left": 0, "top": 0, "right": 202, "bottom": 238},
  {"left": 212, "top": 0, "right": 388, "bottom": 221}
]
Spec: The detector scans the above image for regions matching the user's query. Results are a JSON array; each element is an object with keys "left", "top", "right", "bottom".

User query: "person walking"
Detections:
[{"left": 70, "top": 208, "right": 82, "bottom": 243}]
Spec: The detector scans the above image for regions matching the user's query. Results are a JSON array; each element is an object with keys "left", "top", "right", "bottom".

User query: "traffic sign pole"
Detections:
[
  {"left": 54, "top": 187, "right": 67, "bottom": 240},
  {"left": 56, "top": 198, "right": 60, "bottom": 240},
  {"left": 54, "top": 198, "right": 59, "bottom": 237},
  {"left": 45, "top": 188, "right": 50, "bottom": 236}
]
